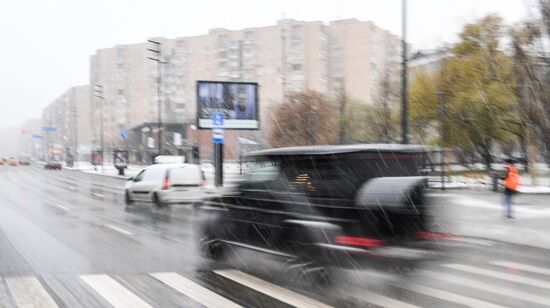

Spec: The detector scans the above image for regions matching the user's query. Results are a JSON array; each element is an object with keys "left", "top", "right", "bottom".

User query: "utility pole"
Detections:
[
  {"left": 94, "top": 84, "right": 104, "bottom": 171},
  {"left": 401, "top": 0, "right": 409, "bottom": 144},
  {"left": 437, "top": 92, "right": 447, "bottom": 191},
  {"left": 147, "top": 39, "right": 167, "bottom": 156},
  {"left": 281, "top": 28, "right": 287, "bottom": 98},
  {"left": 71, "top": 103, "right": 78, "bottom": 168},
  {"left": 305, "top": 111, "right": 317, "bottom": 145},
  {"left": 338, "top": 79, "right": 347, "bottom": 144}
]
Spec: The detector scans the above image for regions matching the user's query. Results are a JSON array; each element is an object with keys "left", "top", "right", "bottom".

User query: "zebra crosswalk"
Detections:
[{"left": 1, "top": 259, "right": 550, "bottom": 307}]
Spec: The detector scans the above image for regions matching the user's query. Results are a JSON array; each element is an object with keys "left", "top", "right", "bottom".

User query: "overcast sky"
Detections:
[{"left": 0, "top": 0, "right": 536, "bottom": 128}]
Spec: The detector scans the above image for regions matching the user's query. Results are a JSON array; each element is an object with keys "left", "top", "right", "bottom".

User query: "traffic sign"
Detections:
[
  {"left": 32, "top": 134, "right": 43, "bottom": 139},
  {"left": 212, "top": 128, "right": 224, "bottom": 144},
  {"left": 42, "top": 126, "right": 57, "bottom": 132},
  {"left": 213, "top": 112, "right": 224, "bottom": 127},
  {"left": 212, "top": 112, "right": 224, "bottom": 144},
  {"left": 120, "top": 129, "right": 129, "bottom": 139}
]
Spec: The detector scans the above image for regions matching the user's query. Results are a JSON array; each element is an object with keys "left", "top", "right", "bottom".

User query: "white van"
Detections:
[{"left": 124, "top": 163, "right": 207, "bottom": 207}]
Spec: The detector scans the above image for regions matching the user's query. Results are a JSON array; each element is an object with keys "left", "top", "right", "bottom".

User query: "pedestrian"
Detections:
[{"left": 501, "top": 158, "right": 521, "bottom": 219}]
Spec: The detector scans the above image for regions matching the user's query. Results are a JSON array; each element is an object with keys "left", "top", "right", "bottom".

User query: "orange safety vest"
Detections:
[{"left": 504, "top": 165, "right": 521, "bottom": 191}]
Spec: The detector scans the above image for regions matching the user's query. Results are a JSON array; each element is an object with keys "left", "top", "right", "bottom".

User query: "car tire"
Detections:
[
  {"left": 200, "top": 239, "right": 225, "bottom": 261},
  {"left": 152, "top": 193, "right": 166, "bottom": 208},
  {"left": 125, "top": 191, "right": 134, "bottom": 206}
]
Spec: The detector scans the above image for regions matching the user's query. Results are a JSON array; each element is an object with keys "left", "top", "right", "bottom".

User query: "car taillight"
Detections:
[
  {"left": 334, "top": 236, "right": 384, "bottom": 247},
  {"left": 162, "top": 179, "right": 170, "bottom": 190}
]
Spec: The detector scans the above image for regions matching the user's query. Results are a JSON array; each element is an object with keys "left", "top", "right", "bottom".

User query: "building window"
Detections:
[{"left": 292, "top": 64, "right": 302, "bottom": 71}]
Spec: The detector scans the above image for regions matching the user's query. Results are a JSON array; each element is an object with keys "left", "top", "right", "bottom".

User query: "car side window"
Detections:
[
  {"left": 134, "top": 170, "right": 145, "bottom": 182},
  {"left": 244, "top": 162, "right": 281, "bottom": 183}
]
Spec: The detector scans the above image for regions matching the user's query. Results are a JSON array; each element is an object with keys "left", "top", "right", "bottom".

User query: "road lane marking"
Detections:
[
  {"left": 150, "top": 272, "right": 241, "bottom": 308},
  {"left": 5, "top": 276, "right": 59, "bottom": 308},
  {"left": 80, "top": 274, "right": 152, "bottom": 308},
  {"left": 443, "top": 263, "right": 550, "bottom": 290},
  {"left": 214, "top": 269, "right": 332, "bottom": 308},
  {"left": 422, "top": 270, "right": 550, "bottom": 306},
  {"left": 105, "top": 224, "right": 133, "bottom": 236},
  {"left": 348, "top": 287, "right": 420, "bottom": 308},
  {"left": 491, "top": 260, "right": 550, "bottom": 276},
  {"left": 390, "top": 283, "right": 505, "bottom": 308},
  {"left": 54, "top": 204, "right": 69, "bottom": 211},
  {"left": 92, "top": 192, "right": 104, "bottom": 198}
]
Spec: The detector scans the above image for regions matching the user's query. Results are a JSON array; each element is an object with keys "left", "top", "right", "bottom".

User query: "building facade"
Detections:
[
  {"left": 90, "top": 18, "right": 403, "bottom": 159},
  {"left": 41, "top": 85, "right": 91, "bottom": 161}
]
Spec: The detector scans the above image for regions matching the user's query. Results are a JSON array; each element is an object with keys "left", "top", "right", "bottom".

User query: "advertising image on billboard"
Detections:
[
  {"left": 113, "top": 150, "right": 129, "bottom": 169},
  {"left": 196, "top": 81, "right": 259, "bottom": 129}
]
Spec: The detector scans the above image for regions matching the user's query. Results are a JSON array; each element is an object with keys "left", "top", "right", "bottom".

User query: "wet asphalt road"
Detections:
[{"left": 1, "top": 165, "right": 550, "bottom": 307}]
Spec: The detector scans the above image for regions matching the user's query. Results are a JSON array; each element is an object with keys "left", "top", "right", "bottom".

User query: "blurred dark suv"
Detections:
[{"left": 196, "top": 144, "right": 444, "bottom": 271}]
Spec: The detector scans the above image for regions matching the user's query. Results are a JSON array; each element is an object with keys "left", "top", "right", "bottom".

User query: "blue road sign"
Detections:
[
  {"left": 120, "top": 129, "right": 129, "bottom": 139},
  {"left": 32, "top": 134, "right": 43, "bottom": 139},
  {"left": 212, "top": 128, "right": 224, "bottom": 144},
  {"left": 212, "top": 112, "right": 224, "bottom": 144},
  {"left": 213, "top": 112, "right": 224, "bottom": 127},
  {"left": 42, "top": 126, "right": 57, "bottom": 132}
]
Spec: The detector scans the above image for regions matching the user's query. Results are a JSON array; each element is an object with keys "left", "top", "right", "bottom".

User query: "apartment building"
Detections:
[
  {"left": 90, "top": 18, "right": 402, "bottom": 158},
  {"left": 41, "top": 85, "right": 91, "bottom": 161}
]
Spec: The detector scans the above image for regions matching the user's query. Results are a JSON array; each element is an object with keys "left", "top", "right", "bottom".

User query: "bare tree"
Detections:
[{"left": 269, "top": 91, "right": 337, "bottom": 148}]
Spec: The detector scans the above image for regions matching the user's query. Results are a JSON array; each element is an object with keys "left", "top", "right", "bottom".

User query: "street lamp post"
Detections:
[
  {"left": 437, "top": 92, "right": 447, "bottom": 191},
  {"left": 401, "top": 0, "right": 409, "bottom": 144},
  {"left": 94, "top": 84, "right": 104, "bottom": 171},
  {"left": 147, "top": 39, "right": 168, "bottom": 156},
  {"left": 305, "top": 111, "right": 318, "bottom": 145}
]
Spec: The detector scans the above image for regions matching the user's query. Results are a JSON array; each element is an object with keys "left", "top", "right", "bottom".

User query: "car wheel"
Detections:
[
  {"left": 200, "top": 239, "right": 225, "bottom": 261},
  {"left": 152, "top": 193, "right": 166, "bottom": 208},
  {"left": 124, "top": 191, "right": 134, "bottom": 206}
]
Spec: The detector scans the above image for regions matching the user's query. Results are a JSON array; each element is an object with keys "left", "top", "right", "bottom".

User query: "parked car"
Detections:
[
  {"left": 195, "top": 144, "right": 446, "bottom": 274},
  {"left": 7, "top": 157, "right": 19, "bottom": 166},
  {"left": 44, "top": 161, "right": 62, "bottom": 170},
  {"left": 124, "top": 163, "right": 207, "bottom": 207}
]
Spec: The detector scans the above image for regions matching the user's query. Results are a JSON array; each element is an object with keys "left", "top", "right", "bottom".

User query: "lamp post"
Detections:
[
  {"left": 401, "top": 0, "right": 409, "bottom": 144},
  {"left": 437, "top": 92, "right": 447, "bottom": 191},
  {"left": 147, "top": 39, "right": 168, "bottom": 156},
  {"left": 94, "top": 84, "right": 104, "bottom": 171}
]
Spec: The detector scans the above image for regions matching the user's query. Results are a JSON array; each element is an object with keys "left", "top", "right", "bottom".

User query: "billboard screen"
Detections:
[
  {"left": 113, "top": 150, "right": 129, "bottom": 169},
  {"left": 196, "top": 81, "right": 259, "bottom": 129}
]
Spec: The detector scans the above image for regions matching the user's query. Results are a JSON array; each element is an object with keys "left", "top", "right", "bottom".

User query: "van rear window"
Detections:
[{"left": 170, "top": 166, "right": 201, "bottom": 184}]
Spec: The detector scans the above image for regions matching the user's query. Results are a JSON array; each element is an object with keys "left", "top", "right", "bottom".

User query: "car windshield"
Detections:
[{"left": 2, "top": 1, "right": 550, "bottom": 307}]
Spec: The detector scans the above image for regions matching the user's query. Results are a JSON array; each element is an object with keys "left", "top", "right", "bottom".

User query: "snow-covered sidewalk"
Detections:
[
  {"left": 65, "top": 161, "right": 245, "bottom": 186},
  {"left": 429, "top": 174, "right": 550, "bottom": 194}
]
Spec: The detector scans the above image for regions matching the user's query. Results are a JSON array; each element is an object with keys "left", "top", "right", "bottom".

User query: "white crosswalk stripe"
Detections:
[
  {"left": 5, "top": 276, "right": 59, "bottom": 308},
  {"left": 151, "top": 272, "right": 241, "bottom": 308},
  {"left": 4, "top": 260, "right": 550, "bottom": 308},
  {"left": 388, "top": 282, "right": 506, "bottom": 308},
  {"left": 80, "top": 274, "right": 152, "bottom": 308},
  {"left": 346, "top": 286, "right": 421, "bottom": 308},
  {"left": 443, "top": 263, "right": 550, "bottom": 290},
  {"left": 491, "top": 260, "right": 550, "bottom": 276},
  {"left": 422, "top": 270, "right": 550, "bottom": 306},
  {"left": 214, "top": 269, "right": 332, "bottom": 308}
]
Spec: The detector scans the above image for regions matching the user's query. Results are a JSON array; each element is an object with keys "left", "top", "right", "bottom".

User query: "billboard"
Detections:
[
  {"left": 113, "top": 150, "right": 129, "bottom": 169},
  {"left": 196, "top": 81, "right": 259, "bottom": 129}
]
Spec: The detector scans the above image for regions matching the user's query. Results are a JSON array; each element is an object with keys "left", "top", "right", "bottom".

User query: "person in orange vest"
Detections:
[{"left": 501, "top": 158, "right": 521, "bottom": 219}]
